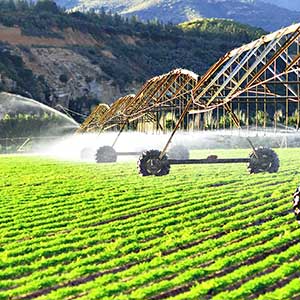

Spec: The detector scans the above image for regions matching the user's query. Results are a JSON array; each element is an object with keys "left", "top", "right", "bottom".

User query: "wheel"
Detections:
[
  {"left": 80, "top": 147, "right": 94, "bottom": 160},
  {"left": 248, "top": 147, "right": 279, "bottom": 174},
  {"left": 138, "top": 150, "right": 170, "bottom": 176},
  {"left": 293, "top": 187, "right": 300, "bottom": 223},
  {"left": 167, "top": 145, "right": 189, "bottom": 160},
  {"left": 95, "top": 146, "right": 117, "bottom": 163}
]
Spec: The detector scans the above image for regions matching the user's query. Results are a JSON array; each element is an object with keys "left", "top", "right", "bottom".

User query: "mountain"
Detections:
[
  {"left": 0, "top": 1, "right": 264, "bottom": 120},
  {"left": 261, "top": 0, "right": 300, "bottom": 12},
  {"left": 68, "top": 0, "right": 300, "bottom": 32}
]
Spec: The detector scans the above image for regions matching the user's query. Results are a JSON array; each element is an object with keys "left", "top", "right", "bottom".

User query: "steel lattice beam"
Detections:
[{"left": 79, "top": 23, "right": 300, "bottom": 150}]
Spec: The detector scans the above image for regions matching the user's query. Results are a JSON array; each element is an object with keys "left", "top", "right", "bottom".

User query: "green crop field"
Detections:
[{"left": 0, "top": 149, "right": 300, "bottom": 300}]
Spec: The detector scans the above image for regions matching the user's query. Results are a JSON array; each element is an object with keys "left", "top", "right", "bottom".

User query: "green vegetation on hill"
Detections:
[
  {"left": 180, "top": 18, "right": 265, "bottom": 41},
  {"left": 0, "top": 149, "right": 299, "bottom": 299}
]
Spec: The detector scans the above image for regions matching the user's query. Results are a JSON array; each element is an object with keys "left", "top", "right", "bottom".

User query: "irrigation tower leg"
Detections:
[
  {"left": 112, "top": 122, "right": 127, "bottom": 148},
  {"left": 159, "top": 95, "right": 194, "bottom": 159},
  {"left": 246, "top": 137, "right": 258, "bottom": 158}
]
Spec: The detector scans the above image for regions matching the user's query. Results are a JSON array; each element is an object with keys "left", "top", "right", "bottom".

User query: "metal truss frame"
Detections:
[{"left": 78, "top": 23, "right": 300, "bottom": 156}]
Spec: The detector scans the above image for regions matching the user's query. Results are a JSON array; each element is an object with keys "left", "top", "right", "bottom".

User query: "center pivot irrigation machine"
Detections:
[{"left": 77, "top": 23, "right": 300, "bottom": 176}]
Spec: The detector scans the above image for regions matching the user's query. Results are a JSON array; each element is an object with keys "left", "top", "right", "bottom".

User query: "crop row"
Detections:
[
  {"left": 1, "top": 181, "right": 290, "bottom": 267},
  {"left": 1, "top": 197, "right": 293, "bottom": 299},
  {"left": 0, "top": 150, "right": 299, "bottom": 300},
  {"left": 1, "top": 179, "right": 285, "bottom": 260}
]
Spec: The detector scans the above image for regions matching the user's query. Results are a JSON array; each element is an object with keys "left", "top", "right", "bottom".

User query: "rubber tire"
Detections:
[
  {"left": 168, "top": 145, "right": 190, "bottom": 160},
  {"left": 80, "top": 147, "right": 94, "bottom": 160},
  {"left": 138, "top": 150, "right": 170, "bottom": 176},
  {"left": 95, "top": 146, "right": 117, "bottom": 163},
  {"left": 293, "top": 187, "right": 300, "bottom": 223},
  {"left": 248, "top": 147, "right": 279, "bottom": 174}
]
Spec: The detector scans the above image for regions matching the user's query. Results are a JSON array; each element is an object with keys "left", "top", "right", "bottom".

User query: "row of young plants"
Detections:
[
  {"left": 1, "top": 178, "right": 288, "bottom": 271},
  {"left": 79, "top": 207, "right": 296, "bottom": 300},
  {"left": 1, "top": 216, "right": 292, "bottom": 300},
  {"left": 0, "top": 196, "right": 293, "bottom": 298},
  {"left": 1, "top": 165, "right": 289, "bottom": 240},
  {"left": 257, "top": 277, "right": 300, "bottom": 300},
  {"left": 173, "top": 242, "right": 300, "bottom": 300},
  {"left": 0, "top": 150, "right": 299, "bottom": 299},
  {"left": 1, "top": 177, "right": 281, "bottom": 256},
  {"left": 40, "top": 213, "right": 297, "bottom": 300},
  {"left": 1, "top": 170, "right": 282, "bottom": 257}
]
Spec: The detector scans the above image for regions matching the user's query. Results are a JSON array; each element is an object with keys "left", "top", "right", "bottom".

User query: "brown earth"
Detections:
[{"left": 0, "top": 25, "right": 100, "bottom": 47}]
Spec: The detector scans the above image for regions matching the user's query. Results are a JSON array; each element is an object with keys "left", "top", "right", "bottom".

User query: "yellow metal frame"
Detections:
[{"left": 78, "top": 23, "right": 300, "bottom": 154}]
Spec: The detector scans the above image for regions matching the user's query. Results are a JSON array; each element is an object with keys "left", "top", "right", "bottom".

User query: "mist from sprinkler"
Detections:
[
  {"left": 0, "top": 92, "right": 79, "bottom": 153},
  {"left": 37, "top": 128, "right": 300, "bottom": 163},
  {"left": 0, "top": 92, "right": 79, "bottom": 127},
  {"left": 1, "top": 91, "right": 298, "bottom": 161}
]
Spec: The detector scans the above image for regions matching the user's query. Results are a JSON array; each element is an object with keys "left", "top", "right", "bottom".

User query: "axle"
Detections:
[
  {"left": 168, "top": 158, "right": 250, "bottom": 165},
  {"left": 116, "top": 151, "right": 142, "bottom": 155}
]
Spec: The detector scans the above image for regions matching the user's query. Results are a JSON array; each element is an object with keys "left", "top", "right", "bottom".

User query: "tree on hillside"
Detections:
[{"left": 34, "top": 0, "right": 60, "bottom": 14}]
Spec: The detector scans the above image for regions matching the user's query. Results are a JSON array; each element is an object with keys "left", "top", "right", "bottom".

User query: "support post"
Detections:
[{"left": 159, "top": 93, "right": 194, "bottom": 159}]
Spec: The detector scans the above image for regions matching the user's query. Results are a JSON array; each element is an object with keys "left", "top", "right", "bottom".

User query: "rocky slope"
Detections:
[{"left": 0, "top": 2, "right": 264, "bottom": 120}]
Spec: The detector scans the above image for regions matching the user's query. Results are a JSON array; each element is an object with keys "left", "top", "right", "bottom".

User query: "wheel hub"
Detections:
[
  {"left": 258, "top": 154, "right": 272, "bottom": 169},
  {"left": 248, "top": 147, "right": 279, "bottom": 174},
  {"left": 138, "top": 149, "right": 170, "bottom": 176},
  {"left": 145, "top": 158, "right": 164, "bottom": 175}
]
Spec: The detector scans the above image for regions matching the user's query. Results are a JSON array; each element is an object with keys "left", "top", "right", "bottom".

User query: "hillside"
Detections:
[
  {"left": 0, "top": 1, "right": 264, "bottom": 121},
  {"left": 69, "top": 0, "right": 300, "bottom": 32},
  {"left": 0, "top": 149, "right": 299, "bottom": 299}
]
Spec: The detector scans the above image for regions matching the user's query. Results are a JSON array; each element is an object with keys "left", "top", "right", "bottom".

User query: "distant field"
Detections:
[{"left": 0, "top": 149, "right": 300, "bottom": 300}]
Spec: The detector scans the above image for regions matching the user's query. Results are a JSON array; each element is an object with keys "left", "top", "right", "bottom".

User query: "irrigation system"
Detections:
[{"left": 78, "top": 23, "right": 300, "bottom": 175}]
